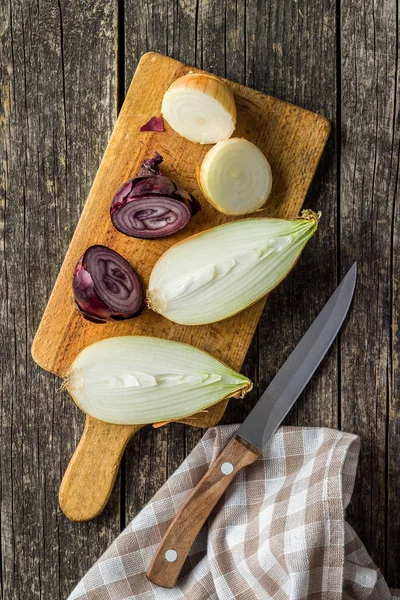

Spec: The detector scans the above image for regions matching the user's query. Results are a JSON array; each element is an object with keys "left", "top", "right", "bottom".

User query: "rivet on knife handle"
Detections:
[{"left": 146, "top": 436, "right": 260, "bottom": 588}]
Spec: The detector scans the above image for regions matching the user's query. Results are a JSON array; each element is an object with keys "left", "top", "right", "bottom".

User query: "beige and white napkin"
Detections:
[{"left": 68, "top": 425, "right": 399, "bottom": 600}]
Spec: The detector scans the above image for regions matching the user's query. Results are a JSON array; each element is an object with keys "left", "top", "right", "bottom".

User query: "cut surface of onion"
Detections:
[
  {"left": 111, "top": 153, "right": 200, "bottom": 239},
  {"left": 161, "top": 74, "right": 236, "bottom": 144},
  {"left": 147, "top": 211, "right": 320, "bottom": 325},
  {"left": 66, "top": 336, "right": 252, "bottom": 425},
  {"left": 73, "top": 245, "right": 144, "bottom": 323},
  {"left": 199, "top": 138, "right": 272, "bottom": 215}
]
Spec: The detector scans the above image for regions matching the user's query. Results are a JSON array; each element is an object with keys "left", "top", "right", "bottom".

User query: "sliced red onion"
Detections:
[
  {"left": 111, "top": 153, "right": 200, "bottom": 239},
  {"left": 140, "top": 116, "right": 164, "bottom": 132},
  {"left": 73, "top": 245, "right": 144, "bottom": 324}
]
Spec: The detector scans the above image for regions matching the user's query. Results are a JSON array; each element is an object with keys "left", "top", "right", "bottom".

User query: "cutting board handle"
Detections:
[{"left": 59, "top": 416, "right": 142, "bottom": 521}]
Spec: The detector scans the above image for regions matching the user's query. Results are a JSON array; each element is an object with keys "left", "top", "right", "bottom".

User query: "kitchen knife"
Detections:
[{"left": 147, "top": 262, "right": 357, "bottom": 588}]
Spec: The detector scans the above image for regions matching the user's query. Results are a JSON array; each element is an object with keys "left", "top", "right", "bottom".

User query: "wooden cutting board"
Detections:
[{"left": 31, "top": 52, "right": 330, "bottom": 521}]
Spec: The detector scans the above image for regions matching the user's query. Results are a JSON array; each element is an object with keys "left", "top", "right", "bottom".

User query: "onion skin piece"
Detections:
[
  {"left": 65, "top": 336, "right": 252, "bottom": 425},
  {"left": 111, "top": 153, "right": 200, "bottom": 239},
  {"left": 140, "top": 116, "right": 164, "bottom": 132},
  {"left": 147, "top": 211, "right": 321, "bottom": 325},
  {"left": 161, "top": 73, "right": 236, "bottom": 144},
  {"left": 73, "top": 245, "right": 145, "bottom": 324},
  {"left": 137, "top": 152, "right": 163, "bottom": 177}
]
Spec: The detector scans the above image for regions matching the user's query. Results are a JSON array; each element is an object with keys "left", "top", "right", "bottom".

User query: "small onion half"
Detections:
[
  {"left": 66, "top": 336, "right": 252, "bottom": 425},
  {"left": 73, "top": 245, "right": 145, "bottom": 324},
  {"left": 199, "top": 138, "right": 273, "bottom": 215},
  {"left": 161, "top": 73, "right": 236, "bottom": 144}
]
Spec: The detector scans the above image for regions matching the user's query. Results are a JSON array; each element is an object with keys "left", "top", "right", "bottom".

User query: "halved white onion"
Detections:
[
  {"left": 66, "top": 336, "right": 252, "bottom": 425},
  {"left": 199, "top": 138, "right": 272, "bottom": 215},
  {"left": 147, "top": 211, "right": 320, "bottom": 325},
  {"left": 161, "top": 73, "right": 236, "bottom": 144}
]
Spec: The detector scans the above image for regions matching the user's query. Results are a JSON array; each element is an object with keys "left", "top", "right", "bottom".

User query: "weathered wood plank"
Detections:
[
  {"left": 340, "top": 0, "right": 398, "bottom": 580},
  {"left": 389, "top": 155, "right": 400, "bottom": 585},
  {"left": 248, "top": 0, "right": 339, "bottom": 430},
  {"left": 386, "top": 4, "right": 400, "bottom": 588},
  {"left": 0, "top": 1, "right": 119, "bottom": 598}
]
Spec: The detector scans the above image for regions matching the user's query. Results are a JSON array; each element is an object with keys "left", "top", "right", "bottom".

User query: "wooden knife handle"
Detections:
[
  {"left": 146, "top": 435, "right": 260, "bottom": 588},
  {"left": 59, "top": 416, "right": 142, "bottom": 521}
]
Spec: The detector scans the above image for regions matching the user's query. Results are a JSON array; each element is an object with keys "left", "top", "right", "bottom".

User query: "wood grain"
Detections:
[
  {"left": 30, "top": 52, "right": 330, "bottom": 521},
  {"left": 146, "top": 435, "right": 260, "bottom": 588},
  {"left": 59, "top": 419, "right": 143, "bottom": 521},
  {"left": 340, "top": 0, "right": 400, "bottom": 581}
]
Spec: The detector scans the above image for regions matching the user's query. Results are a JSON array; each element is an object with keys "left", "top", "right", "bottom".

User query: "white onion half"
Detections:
[
  {"left": 199, "top": 138, "right": 272, "bottom": 215},
  {"left": 161, "top": 74, "right": 236, "bottom": 144},
  {"left": 147, "top": 211, "right": 320, "bottom": 325},
  {"left": 66, "top": 336, "right": 252, "bottom": 425}
]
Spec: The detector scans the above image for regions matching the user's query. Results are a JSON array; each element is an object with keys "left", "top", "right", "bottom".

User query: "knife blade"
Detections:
[
  {"left": 147, "top": 263, "right": 357, "bottom": 588},
  {"left": 238, "top": 261, "right": 357, "bottom": 449}
]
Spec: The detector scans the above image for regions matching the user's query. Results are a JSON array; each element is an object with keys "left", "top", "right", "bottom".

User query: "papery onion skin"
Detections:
[
  {"left": 140, "top": 116, "right": 164, "bottom": 132},
  {"left": 73, "top": 245, "right": 145, "bottom": 324},
  {"left": 66, "top": 336, "right": 252, "bottom": 425},
  {"left": 147, "top": 211, "right": 321, "bottom": 326},
  {"left": 111, "top": 153, "right": 200, "bottom": 239}
]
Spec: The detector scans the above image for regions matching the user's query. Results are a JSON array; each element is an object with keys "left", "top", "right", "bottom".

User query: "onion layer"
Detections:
[
  {"left": 73, "top": 245, "right": 144, "bottom": 323},
  {"left": 111, "top": 153, "right": 200, "bottom": 239},
  {"left": 199, "top": 138, "right": 272, "bottom": 215},
  {"left": 66, "top": 336, "right": 252, "bottom": 425},
  {"left": 161, "top": 73, "right": 236, "bottom": 144},
  {"left": 147, "top": 211, "right": 320, "bottom": 325}
]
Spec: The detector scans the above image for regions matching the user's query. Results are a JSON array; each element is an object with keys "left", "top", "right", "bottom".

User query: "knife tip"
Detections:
[{"left": 345, "top": 262, "right": 357, "bottom": 294}]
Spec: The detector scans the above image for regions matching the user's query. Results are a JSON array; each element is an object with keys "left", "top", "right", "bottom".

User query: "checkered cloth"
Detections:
[{"left": 68, "top": 425, "right": 399, "bottom": 600}]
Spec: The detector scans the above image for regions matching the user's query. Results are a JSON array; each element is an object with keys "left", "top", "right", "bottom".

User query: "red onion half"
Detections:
[
  {"left": 110, "top": 153, "right": 200, "bottom": 239},
  {"left": 73, "top": 245, "right": 145, "bottom": 324}
]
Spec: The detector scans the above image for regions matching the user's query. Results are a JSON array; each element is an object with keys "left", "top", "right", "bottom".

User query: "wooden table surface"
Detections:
[{"left": 1, "top": 1, "right": 399, "bottom": 597}]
